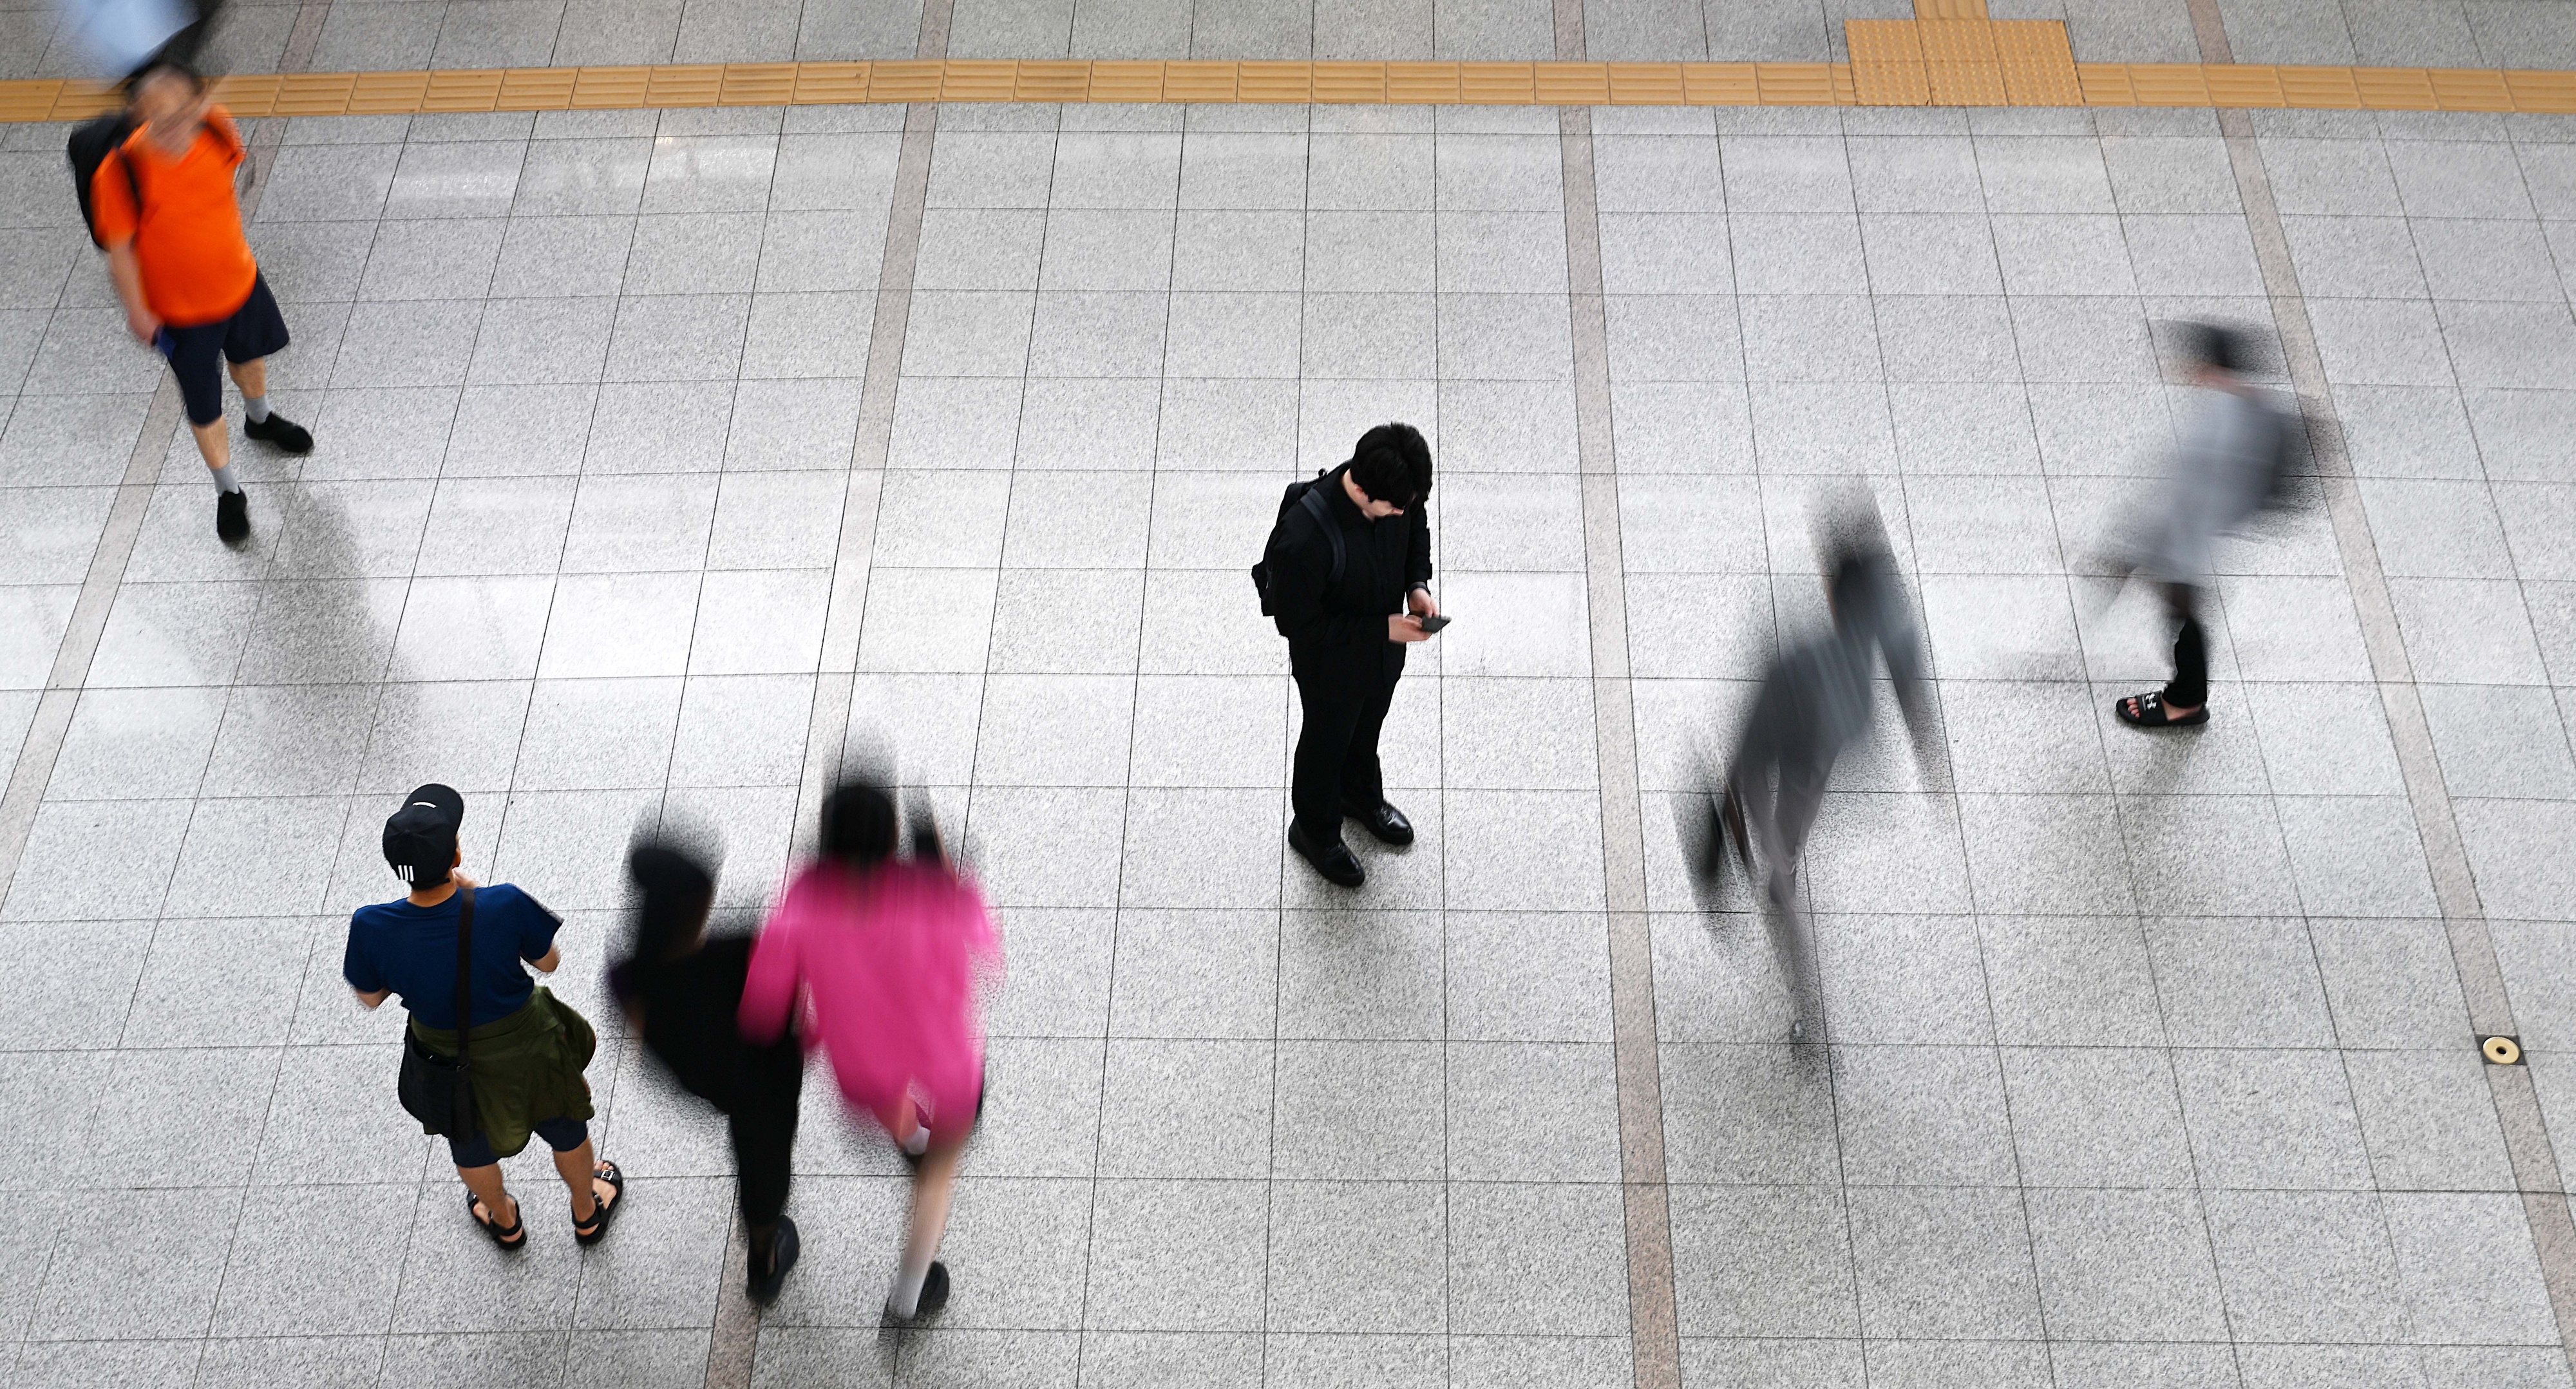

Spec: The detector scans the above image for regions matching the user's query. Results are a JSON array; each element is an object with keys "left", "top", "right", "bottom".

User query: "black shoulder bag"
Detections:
[{"left": 397, "top": 885, "right": 480, "bottom": 1142}]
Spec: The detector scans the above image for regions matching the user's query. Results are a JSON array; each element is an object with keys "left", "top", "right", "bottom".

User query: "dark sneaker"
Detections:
[
  {"left": 886, "top": 1261, "right": 949, "bottom": 1322},
  {"left": 748, "top": 1216, "right": 800, "bottom": 1306},
  {"left": 1289, "top": 822, "right": 1365, "bottom": 888},
  {"left": 215, "top": 488, "right": 249, "bottom": 544},
  {"left": 243, "top": 411, "right": 313, "bottom": 454}
]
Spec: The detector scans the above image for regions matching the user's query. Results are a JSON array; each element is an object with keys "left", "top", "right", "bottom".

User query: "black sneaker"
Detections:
[
  {"left": 748, "top": 1216, "right": 799, "bottom": 1306},
  {"left": 215, "top": 487, "right": 249, "bottom": 544},
  {"left": 243, "top": 411, "right": 313, "bottom": 454},
  {"left": 1289, "top": 822, "right": 1364, "bottom": 888},
  {"left": 887, "top": 1261, "right": 949, "bottom": 1322}
]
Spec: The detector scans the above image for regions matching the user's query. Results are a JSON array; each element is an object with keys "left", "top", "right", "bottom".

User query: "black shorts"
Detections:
[
  {"left": 448, "top": 1115, "right": 588, "bottom": 1169},
  {"left": 155, "top": 270, "right": 290, "bottom": 428}
]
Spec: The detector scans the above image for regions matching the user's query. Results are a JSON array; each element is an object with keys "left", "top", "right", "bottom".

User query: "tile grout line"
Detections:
[
  {"left": 790, "top": 0, "right": 954, "bottom": 848},
  {"left": 2190, "top": 0, "right": 2576, "bottom": 1370},
  {"left": 1555, "top": 2, "right": 1676, "bottom": 1386},
  {"left": 728, "top": 0, "right": 955, "bottom": 1384}
]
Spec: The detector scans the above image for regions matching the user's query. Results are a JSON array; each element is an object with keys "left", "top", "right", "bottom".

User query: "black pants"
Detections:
[
  {"left": 2162, "top": 583, "right": 2207, "bottom": 709},
  {"left": 1291, "top": 641, "right": 1406, "bottom": 842},
  {"left": 726, "top": 1052, "right": 802, "bottom": 1227}
]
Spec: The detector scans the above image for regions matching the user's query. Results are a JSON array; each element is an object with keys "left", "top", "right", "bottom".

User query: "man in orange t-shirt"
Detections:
[{"left": 95, "top": 61, "right": 312, "bottom": 544}]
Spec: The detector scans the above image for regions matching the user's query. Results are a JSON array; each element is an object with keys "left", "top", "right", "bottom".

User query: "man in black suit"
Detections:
[{"left": 1265, "top": 423, "right": 1438, "bottom": 888}]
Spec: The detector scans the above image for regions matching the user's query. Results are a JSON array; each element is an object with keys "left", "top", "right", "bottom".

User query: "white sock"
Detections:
[
  {"left": 902, "top": 1126, "right": 931, "bottom": 1157},
  {"left": 243, "top": 393, "right": 270, "bottom": 424},
  {"left": 888, "top": 1247, "right": 933, "bottom": 1317},
  {"left": 209, "top": 464, "right": 241, "bottom": 495}
]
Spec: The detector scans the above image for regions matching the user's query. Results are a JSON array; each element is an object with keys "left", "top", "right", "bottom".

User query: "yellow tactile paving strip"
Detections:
[{"left": 4, "top": 57, "right": 2575, "bottom": 118}]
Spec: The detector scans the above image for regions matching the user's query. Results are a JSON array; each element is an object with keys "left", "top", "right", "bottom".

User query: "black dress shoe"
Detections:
[
  {"left": 1340, "top": 798, "right": 1413, "bottom": 846},
  {"left": 1289, "top": 822, "right": 1365, "bottom": 887}
]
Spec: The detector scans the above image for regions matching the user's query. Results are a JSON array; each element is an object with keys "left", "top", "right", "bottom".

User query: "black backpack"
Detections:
[
  {"left": 1251, "top": 471, "right": 1346, "bottom": 618},
  {"left": 68, "top": 113, "right": 142, "bottom": 249},
  {"left": 66, "top": 113, "right": 241, "bottom": 249}
]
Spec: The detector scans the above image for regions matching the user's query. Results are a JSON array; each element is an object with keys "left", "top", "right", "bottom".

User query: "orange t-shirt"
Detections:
[{"left": 91, "top": 109, "right": 257, "bottom": 328}]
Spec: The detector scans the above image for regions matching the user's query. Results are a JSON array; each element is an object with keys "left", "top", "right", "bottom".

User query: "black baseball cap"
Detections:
[{"left": 383, "top": 783, "right": 464, "bottom": 888}]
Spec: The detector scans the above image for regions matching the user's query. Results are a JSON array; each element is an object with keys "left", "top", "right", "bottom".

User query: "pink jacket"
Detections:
[{"left": 740, "top": 860, "right": 1001, "bottom": 1127}]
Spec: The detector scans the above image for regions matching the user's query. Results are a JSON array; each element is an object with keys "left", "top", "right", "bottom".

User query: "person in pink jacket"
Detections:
[{"left": 740, "top": 782, "right": 1000, "bottom": 1321}]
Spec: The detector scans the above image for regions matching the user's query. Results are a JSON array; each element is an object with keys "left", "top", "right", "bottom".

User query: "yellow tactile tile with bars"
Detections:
[
  {"left": 1996, "top": 20, "right": 2083, "bottom": 105},
  {"left": 10, "top": 57, "right": 2576, "bottom": 117}
]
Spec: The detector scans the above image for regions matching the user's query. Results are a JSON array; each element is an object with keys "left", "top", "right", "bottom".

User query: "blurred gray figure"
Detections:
[
  {"left": 2111, "top": 323, "right": 2293, "bottom": 730},
  {"left": 1689, "top": 502, "right": 1935, "bottom": 916}
]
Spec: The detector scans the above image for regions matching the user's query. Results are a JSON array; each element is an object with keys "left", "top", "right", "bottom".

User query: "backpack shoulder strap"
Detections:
[
  {"left": 204, "top": 110, "right": 244, "bottom": 165},
  {"left": 95, "top": 131, "right": 144, "bottom": 213},
  {"left": 1298, "top": 486, "right": 1343, "bottom": 585}
]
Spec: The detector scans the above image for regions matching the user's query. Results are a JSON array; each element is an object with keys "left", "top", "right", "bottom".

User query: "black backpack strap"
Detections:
[{"left": 1298, "top": 486, "right": 1343, "bottom": 585}]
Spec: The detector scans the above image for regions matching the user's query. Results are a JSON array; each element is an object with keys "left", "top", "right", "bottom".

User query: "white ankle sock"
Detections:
[{"left": 902, "top": 1126, "right": 931, "bottom": 1157}]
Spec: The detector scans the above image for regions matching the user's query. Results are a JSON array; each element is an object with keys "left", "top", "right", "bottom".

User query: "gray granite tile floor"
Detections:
[{"left": 3, "top": 75, "right": 2576, "bottom": 1389}]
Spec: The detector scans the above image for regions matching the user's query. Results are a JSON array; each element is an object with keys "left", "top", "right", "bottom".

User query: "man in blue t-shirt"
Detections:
[{"left": 345, "top": 784, "right": 624, "bottom": 1249}]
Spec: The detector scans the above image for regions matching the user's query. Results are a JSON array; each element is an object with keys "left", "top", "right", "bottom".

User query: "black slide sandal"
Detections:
[
  {"left": 468, "top": 1191, "right": 526, "bottom": 1251},
  {"left": 573, "top": 1161, "right": 625, "bottom": 1246},
  {"left": 2115, "top": 690, "right": 2208, "bottom": 729}
]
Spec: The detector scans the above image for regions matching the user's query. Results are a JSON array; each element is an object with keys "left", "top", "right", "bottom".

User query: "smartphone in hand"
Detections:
[{"left": 1414, "top": 614, "right": 1451, "bottom": 634}]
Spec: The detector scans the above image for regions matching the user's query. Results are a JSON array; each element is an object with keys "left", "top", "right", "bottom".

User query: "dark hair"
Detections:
[
  {"left": 128, "top": 59, "right": 206, "bottom": 96},
  {"left": 1823, "top": 519, "right": 1900, "bottom": 633},
  {"left": 1348, "top": 422, "right": 1432, "bottom": 508},
  {"left": 2179, "top": 321, "right": 2247, "bottom": 374},
  {"left": 820, "top": 781, "right": 899, "bottom": 871},
  {"left": 610, "top": 840, "right": 717, "bottom": 1001}
]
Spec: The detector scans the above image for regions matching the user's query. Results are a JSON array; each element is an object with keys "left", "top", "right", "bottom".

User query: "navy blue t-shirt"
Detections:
[{"left": 343, "top": 883, "right": 565, "bottom": 1030}]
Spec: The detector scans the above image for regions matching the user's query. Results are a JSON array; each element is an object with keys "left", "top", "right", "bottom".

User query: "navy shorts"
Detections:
[
  {"left": 155, "top": 270, "right": 290, "bottom": 428},
  {"left": 448, "top": 1115, "right": 588, "bottom": 1169}
]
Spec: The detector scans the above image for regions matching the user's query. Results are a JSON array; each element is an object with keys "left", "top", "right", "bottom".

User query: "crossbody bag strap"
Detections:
[{"left": 454, "top": 885, "right": 477, "bottom": 1124}]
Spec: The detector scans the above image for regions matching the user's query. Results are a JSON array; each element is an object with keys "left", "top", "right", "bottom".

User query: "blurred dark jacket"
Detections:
[{"left": 612, "top": 935, "right": 799, "bottom": 1111}]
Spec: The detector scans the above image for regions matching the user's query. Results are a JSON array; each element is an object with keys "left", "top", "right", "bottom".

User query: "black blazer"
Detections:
[{"left": 1268, "top": 464, "right": 1433, "bottom": 653}]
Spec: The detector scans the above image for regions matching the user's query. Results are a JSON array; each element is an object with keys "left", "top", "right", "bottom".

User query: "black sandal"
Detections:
[
  {"left": 573, "top": 1161, "right": 625, "bottom": 1246},
  {"left": 467, "top": 1191, "right": 526, "bottom": 1251},
  {"left": 2115, "top": 690, "right": 2208, "bottom": 728}
]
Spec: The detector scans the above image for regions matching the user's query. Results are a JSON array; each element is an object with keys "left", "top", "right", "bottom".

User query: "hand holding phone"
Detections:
[{"left": 1414, "top": 614, "right": 1451, "bottom": 634}]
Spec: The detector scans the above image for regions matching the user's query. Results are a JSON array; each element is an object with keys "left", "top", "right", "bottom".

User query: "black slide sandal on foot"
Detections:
[
  {"left": 468, "top": 1191, "right": 526, "bottom": 1251},
  {"left": 573, "top": 1161, "right": 625, "bottom": 1246},
  {"left": 2114, "top": 690, "right": 2208, "bottom": 729}
]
